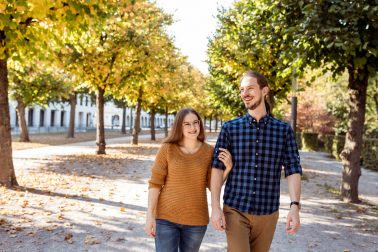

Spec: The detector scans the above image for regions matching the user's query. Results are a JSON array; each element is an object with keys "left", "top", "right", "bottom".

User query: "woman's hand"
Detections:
[
  {"left": 218, "top": 148, "right": 232, "bottom": 171},
  {"left": 144, "top": 215, "right": 156, "bottom": 238}
]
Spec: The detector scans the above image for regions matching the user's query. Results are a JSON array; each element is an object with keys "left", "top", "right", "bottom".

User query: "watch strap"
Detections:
[{"left": 290, "top": 201, "right": 300, "bottom": 209}]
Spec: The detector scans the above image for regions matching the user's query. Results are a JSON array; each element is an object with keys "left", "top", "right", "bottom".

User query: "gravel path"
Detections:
[{"left": 0, "top": 134, "right": 377, "bottom": 252}]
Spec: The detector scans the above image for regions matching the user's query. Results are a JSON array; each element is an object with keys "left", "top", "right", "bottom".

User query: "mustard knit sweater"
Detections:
[{"left": 148, "top": 142, "right": 214, "bottom": 226}]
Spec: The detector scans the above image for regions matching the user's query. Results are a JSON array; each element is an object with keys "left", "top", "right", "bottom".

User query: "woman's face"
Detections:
[{"left": 182, "top": 113, "right": 200, "bottom": 140}]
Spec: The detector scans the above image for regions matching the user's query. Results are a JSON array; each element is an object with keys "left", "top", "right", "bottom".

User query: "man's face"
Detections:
[{"left": 239, "top": 77, "right": 267, "bottom": 111}]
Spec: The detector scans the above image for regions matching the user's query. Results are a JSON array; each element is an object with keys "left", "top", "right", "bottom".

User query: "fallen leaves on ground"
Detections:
[
  {"left": 0, "top": 141, "right": 160, "bottom": 250},
  {"left": 84, "top": 235, "right": 101, "bottom": 245},
  {"left": 64, "top": 233, "right": 73, "bottom": 244}
]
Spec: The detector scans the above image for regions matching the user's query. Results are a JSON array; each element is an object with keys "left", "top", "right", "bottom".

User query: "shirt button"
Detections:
[
  {"left": 253, "top": 191, "right": 256, "bottom": 194},
  {"left": 255, "top": 164, "right": 258, "bottom": 167},
  {"left": 254, "top": 177, "right": 257, "bottom": 181},
  {"left": 256, "top": 153, "right": 258, "bottom": 156},
  {"left": 257, "top": 127, "right": 259, "bottom": 130},
  {"left": 256, "top": 139, "right": 259, "bottom": 143}
]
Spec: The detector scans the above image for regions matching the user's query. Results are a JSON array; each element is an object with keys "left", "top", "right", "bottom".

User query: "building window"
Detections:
[
  {"left": 60, "top": 111, "right": 65, "bottom": 127},
  {"left": 85, "top": 97, "right": 88, "bottom": 106},
  {"left": 112, "top": 115, "right": 120, "bottom": 127},
  {"left": 50, "top": 110, "right": 55, "bottom": 126},
  {"left": 80, "top": 94, "right": 83, "bottom": 106},
  {"left": 28, "top": 109, "right": 34, "bottom": 126},
  {"left": 78, "top": 112, "right": 84, "bottom": 129},
  {"left": 40, "top": 110, "right": 45, "bottom": 127},
  {"left": 86, "top": 113, "right": 91, "bottom": 128}
]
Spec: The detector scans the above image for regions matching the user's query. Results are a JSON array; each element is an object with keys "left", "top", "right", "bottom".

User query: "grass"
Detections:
[
  {"left": 323, "top": 183, "right": 340, "bottom": 195},
  {"left": 370, "top": 205, "right": 378, "bottom": 214},
  {"left": 347, "top": 201, "right": 378, "bottom": 215},
  {"left": 329, "top": 208, "right": 341, "bottom": 213},
  {"left": 301, "top": 172, "right": 309, "bottom": 181}
]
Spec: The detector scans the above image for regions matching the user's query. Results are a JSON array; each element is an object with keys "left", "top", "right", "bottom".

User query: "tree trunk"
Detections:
[
  {"left": 121, "top": 104, "right": 126, "bottom": 134},
  {"left": 129, "top": 107, "right": 133, "bottom": 134},
  {"left": 132, "top": 87, "right": 143, "bottom": 145},
  {"left": 67, "top": 93, "right": 76, "bottom": 138},
  {"left": 291, "top": 96, "right": 298, "bottom": 135},
  {"left": 164, "top": 106, "right": 168, "bottom": 137},
  {"left": 96, "top": 87, "right": 106, "bottom": 154},
  {"left": 373, "top": 92, "right": 378, "bottom": 114},
  {"left": 0, "top": 58, "right": 18, "bottom": 186},
  {"left": 16, "top": 98, "right": 30, "bottom": 142},
  {"left": 150, "top": 108, "right": 156, "bottom": 141},
  {"left": 215, "top": 118, "right": 218, "bottom": 132},
  {"left": 340, "top": 64, "right": 368, "bottom": 203},
  {"left": 209, "top": 115, "right": 213, "bottom": 133}
]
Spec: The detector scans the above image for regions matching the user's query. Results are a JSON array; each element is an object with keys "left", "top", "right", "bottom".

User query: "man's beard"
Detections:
[{"left": 245, "top": 96, "right": 263, "bottom": 110}]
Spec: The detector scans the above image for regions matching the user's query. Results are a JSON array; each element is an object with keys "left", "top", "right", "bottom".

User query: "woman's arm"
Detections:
[
  {"left": 144, "top": 187, "right": 160, "bottom": 237},
  {"left": 218, "top": 148, "right": 233, "bottom": 183}
]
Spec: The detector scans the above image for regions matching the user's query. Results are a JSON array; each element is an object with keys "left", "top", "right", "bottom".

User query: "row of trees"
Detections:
[
  {"left": 0, "top": 1, "right": 227, "bottom": 187},
  {"left": 275, "top": 69, "right": 377, "bottom": 137},
  {"left": 207, "top": 0, "right": 378, "bottom": 202}
]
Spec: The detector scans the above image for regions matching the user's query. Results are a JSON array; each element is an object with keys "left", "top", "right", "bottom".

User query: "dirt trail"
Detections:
[{"left": 0, "top": 135, "right": 377, "bottom": 251}]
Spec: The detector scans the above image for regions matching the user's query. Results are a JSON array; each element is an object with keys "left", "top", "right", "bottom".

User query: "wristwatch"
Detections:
[{"left": 290, "top": 201, "right": 301, "bottom": 210}]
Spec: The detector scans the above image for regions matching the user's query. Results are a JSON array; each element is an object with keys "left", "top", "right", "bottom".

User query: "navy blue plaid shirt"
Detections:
[{"left": 211, "top": 113, "right": 302, "bottom": 215}]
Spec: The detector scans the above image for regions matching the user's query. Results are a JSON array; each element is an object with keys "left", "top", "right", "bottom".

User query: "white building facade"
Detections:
[{"left": 9, "top": 94, "right": 175, "bottom": 135}]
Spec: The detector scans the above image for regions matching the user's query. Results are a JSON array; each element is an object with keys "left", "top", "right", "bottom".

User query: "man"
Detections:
[{"left": 211, "top": 70, "right": 302, "bottom": 252}]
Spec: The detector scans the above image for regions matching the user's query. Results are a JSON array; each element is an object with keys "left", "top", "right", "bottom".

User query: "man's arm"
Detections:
[
  {"left": 283, "top": 125, "right": 302, "bottom": 235},
  {"left": 286, "top": 173, "right": 301, "bottom": 234},
  {"left": 211, "top": 168, "right": 226, "bottom": 231}
]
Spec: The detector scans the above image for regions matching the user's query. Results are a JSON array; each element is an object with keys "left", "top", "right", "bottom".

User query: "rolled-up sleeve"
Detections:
[
  {"left": 283, "top": 126, "right": 302, "bottom": 177},
  {"left": 211, "top": 124, "right": 230, "bottom": 170},
  {"left": 148, "top": 143, "right": 169, "bottom": 189}
]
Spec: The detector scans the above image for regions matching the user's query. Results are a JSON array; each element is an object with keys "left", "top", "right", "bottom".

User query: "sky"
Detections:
[{"left": 155, "top": 0, "right": 234, "bottom": 74}]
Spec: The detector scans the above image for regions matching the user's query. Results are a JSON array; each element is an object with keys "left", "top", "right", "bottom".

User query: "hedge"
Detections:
[
  {"left": 301, "top": 132, "right": 319, "bottom": 151},
  {"left": 295, "top": 132, "right": 302, "bottom": 150},
  {"left": 321, "top": 135, "right": 334, "bottom": 154},
  {"left": 296, "top": 132, "right": 377, "bottom": 171},
  {"left": 362, "top": 138, "right": 378, "bottom": 171},
  {"left": 332, "top": 135, "right": 345, "bottom": 160}
]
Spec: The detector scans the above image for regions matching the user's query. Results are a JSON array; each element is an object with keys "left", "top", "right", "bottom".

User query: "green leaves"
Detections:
[
  {"left": 27, "top": 0, "right": 51, "bottom": 20},
  {"left": 207, "top": 0, "right": 295, "bottom": 116},
  {"left": 353, "top": 57, "right": 367, "bottom": 68}
]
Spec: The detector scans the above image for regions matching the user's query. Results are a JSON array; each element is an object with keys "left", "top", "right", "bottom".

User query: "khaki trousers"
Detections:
[{"left": 223, "top": 204, "right": 279, "bottom": 252}]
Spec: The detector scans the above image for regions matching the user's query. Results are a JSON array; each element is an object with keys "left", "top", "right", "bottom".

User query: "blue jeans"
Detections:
[{"left": 155, "top": 219, "right": 207, "bottom": 252}]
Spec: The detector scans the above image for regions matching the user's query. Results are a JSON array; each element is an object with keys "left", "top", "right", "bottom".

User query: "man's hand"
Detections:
[
  {"left": 144, "top": 215, "right": 156, "bottom": 238},
  {"left": 286, "top": 206, "right": 300, "bottom": 235},
  {"left": 211, "top": 206, "right": 226, "bottom": 231}
]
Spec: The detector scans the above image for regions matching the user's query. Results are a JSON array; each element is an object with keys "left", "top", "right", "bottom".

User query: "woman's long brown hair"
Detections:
[{"left": 163, "top": 108, "right": 205, "bottom": 144}]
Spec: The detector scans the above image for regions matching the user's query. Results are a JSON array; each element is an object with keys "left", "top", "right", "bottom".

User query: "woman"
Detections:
[{"left": 145, "top": 108, "right": 232, "bottom": 252}]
